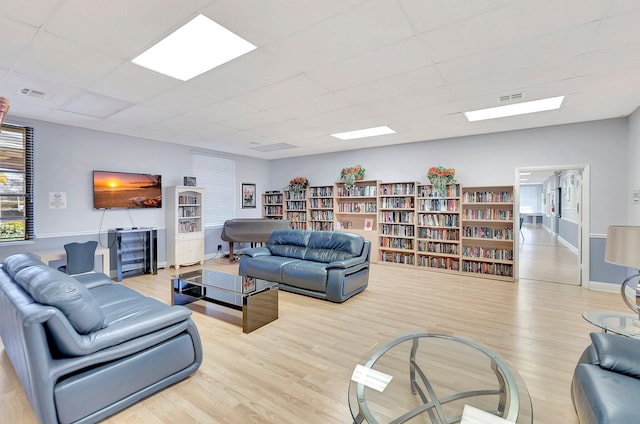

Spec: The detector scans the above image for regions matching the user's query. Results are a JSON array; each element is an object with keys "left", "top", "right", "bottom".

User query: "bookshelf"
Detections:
[
  {"left": 262, "top": 191, "right": 284, "bottom": 219},
  {"left": 460, "top": 186, "right": 515, "bottom": 281},
  {"left": 378, "top": 182, "right": 416, "bottom": 266},
  {"left": 285, "top": 188, "right": 307, "bottom": 230},
  {"left": 415, "top": 183, "right": 461, "bottom": 273},
  {"left": 334, "top": 179, "right": 379, "bottom": 262},
  {"left": 307, "top": 185, "right": 334, "bottom": 231},
  {"left": 166, "top": 186, "right": 205, "bottom": 269}
]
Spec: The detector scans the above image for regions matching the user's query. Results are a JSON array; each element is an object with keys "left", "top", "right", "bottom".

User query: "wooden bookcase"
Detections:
[
  {"left": 166, "top": 186, "right": 205, "bottom": 269},
  {"left": 378, "top": 182, "right": 416, "bottom": 266},
  {"left": 334, "top": 179, "right": 379, "bottom": 262},
  {"left": 307, "top": 185, "right": 334, "bottom": 230},
  {"left": 262, "top": 191, "right": 284, "bottom": 219},
  {"left": 415, "top": 183, "right": 461, "bottom": 273},
  {"left": 284, "top": 188, "right": 307, "bottom": 230},
  {"left": 259, "top": 181, "right": 515, "bottom": 281},
  {"left": 460, "top": 186, "right": 515, "bottom": 281}
]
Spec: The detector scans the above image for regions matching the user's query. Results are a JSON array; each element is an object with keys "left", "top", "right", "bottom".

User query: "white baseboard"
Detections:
[{"left": 588, "top": 281, "right": 620, "bottom": 293}]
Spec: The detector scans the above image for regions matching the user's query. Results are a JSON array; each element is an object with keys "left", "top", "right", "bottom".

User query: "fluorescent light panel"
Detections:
[
  {"left": 332, "top": 125, "right": 396, "bottom": 140},
  {"left": 132, "top": 14, "right": 256, "bottom": 81},
  {"left": 465, "top": 96, "right": 565, "bottom": 122}
]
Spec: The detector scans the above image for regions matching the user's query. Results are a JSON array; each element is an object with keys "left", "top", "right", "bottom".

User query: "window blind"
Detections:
[{"left": 190, "top": 152, "right": 235, "bottom": 227}]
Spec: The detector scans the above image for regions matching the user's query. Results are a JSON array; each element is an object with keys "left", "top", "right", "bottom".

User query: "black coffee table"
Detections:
[{"left": 171, "top": 269, "right": 278, "bottom": 333}]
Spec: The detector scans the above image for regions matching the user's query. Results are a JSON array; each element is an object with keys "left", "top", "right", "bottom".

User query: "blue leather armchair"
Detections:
[
  {"left": 571, "top": 332, "right": 640, "bottom": 423},
  {"left": 239, "top": 229, "right": 371, "bottom": 302}
]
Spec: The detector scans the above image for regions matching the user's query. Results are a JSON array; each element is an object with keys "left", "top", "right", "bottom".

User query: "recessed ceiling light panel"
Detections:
[
  {"left": 132, "top": 14, "right": 256, "bottom": 81},
  {"left": 465, "top": 96, "right": 565, "bottom": 122},
  {"left": 331, "top": 125, "right": 396, "bottom": 140}
]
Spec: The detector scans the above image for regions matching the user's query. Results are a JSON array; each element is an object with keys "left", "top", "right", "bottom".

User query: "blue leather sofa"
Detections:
[
  {"left": 0, "top": 253, "right": 202, "bottom": 424},
  {"left": 571, "top": 332, "right": 640, "bottom": 423},
  {"left": 238, "top": 229, "right": 371, "bottom": 302}
]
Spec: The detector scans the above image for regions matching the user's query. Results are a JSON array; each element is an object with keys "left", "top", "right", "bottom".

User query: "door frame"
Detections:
[{"left": 514, "top": 164, "right": 590, "bottom": 286}]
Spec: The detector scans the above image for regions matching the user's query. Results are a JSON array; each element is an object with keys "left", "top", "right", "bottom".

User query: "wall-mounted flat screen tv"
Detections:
[{"left": 93, "top": 170, "right": 162, "bottom": 209}]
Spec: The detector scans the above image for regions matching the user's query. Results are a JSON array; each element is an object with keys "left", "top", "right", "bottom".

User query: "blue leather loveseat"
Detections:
[
  {"left": 0, "top": 253, "right": 202, "bottom": 424},
  {"left": 571, "top": 332, "right": 640, "bottom": 423},
  {"left": 238, "top": 229, "right": 371, "bottom": 303}
]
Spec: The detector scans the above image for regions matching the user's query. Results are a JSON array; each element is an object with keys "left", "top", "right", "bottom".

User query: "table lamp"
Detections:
[{"left": 604, "top": 226, "right": 640, "bottom": 321}]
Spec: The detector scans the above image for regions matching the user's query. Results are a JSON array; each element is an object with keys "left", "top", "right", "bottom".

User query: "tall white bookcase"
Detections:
[{"left": 166, "top": 186, "right": 205, "bottom": 269}]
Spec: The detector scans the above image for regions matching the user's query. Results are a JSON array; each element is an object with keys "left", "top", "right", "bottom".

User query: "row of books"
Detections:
[
  {"left": 263, "top": 206, "right": 283, "bottom": 215},
  {"left": 289, "top": 222, "right": 306, "bottom": 230},
  {"left": 417, "top": 255, "right": 460, "bottom": 271},
  {"left": 336, "top": 185, "right": 377, "bottom": 197},
  {"left": 310, "top": 222, "right": 333, "bottom": 231},
  {"left": 462, "top": 209, "right": 513, "bottom": 221},
  {"left": 379, "top": 223, "right": 415, "bottom": 237},
  {"left": 178, "top": 206, "right": 199, "bottom": 217},
  {"left": 285, "top": 191, "right": 306, "bottom": 200},
  {"left": 463, "top": 191, "right": 512, "bottom": 203},
  {"left": 336, "top": 202, "right": 377, "bottom": 213},
  {"left": 379, "top": 236, "right": 414, "bottom": 250},
  {"left": 380, "top": 251, "right": 415, "bottom": 265},
  {"left": 178, "top": 195, "right": 199, "bottom": 205},
  {"left": 463, "top": 226, "right": 514, "bottom": 240},
  {"left": 417, "top": 228, "right": 460, "bottom": 240},
  {"left": 379, "top": 183, "right": 415, "bottom": 196},
  {"left": 461, "top": 261, "right": 513, "bottom": 276},
  {"left": 417, "top": 241, "right": 459, "bottom": 255},
  {"left": 308, "top": 187, "right": 333, "bottom": 197},
  {"left": 286, "top": 201, "right": 306, "bottom": 210},
  {"left": 309, "top": 210, "right": 333, "bottom": 220},
  {"left": 417, "top": 199, "right": 459, "bottom": 212},
  {"left": 417, "top": 184, "right": 460, "bottom": 198},
  {"left": 309, "top": 198, "right": 333, "bottom": 208},
  {"left": 178, "top": 222, "right": 199, "bottom": 233},
  {"left": 263, "top": 194, "right": 283, "bottom": 204},
  {"left": 461, "top": 246, "right": 514, "bottom": 260},
  {"left": 417, "top": 213, "right": 459, "bottom": 227},
  {"left": 286, "top": 212, "right": 307, "bottom": 221},
  {"left": 379, "top": 210, "right": 414, "bottom": 223},
  {"left": 379, "top": 197, "right": 415, "bottom": 208}
]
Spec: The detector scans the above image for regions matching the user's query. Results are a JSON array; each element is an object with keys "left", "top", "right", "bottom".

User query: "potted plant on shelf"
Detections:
[
  {"left": 288, "top": 176, "right": 309, "bottom": 193},
  {"left": 427, "top": 166, "right": 456, "bottom": 196},
  {"left": 340, "top": 165, "right": 366, "bottom": 190}
]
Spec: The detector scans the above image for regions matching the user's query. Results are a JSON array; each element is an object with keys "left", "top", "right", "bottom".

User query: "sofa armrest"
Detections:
[
  {"left": 590, "top": 332, "right": 640, "bottom": 378},
  {"left": 327, "top": 256, "right": 368, "bottom": 269},
  {"left": 242, "top": 246, "right": 273, "bottom": 258}
]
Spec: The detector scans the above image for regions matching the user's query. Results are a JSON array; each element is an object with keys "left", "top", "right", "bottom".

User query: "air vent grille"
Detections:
[
  {"left": 499, "top": 93, "right": 523, "bottom": 102},
  {"left": 18, "top": 87, "right": 50, "bottom": 99}
]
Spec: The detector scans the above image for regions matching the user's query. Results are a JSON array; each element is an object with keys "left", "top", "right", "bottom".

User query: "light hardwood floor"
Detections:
[
  {"left": 518, "top": 223, "right": 580, "bottom": 285},
  {"left": 0, "top": 249, "right": 624, "bottom": 423}
]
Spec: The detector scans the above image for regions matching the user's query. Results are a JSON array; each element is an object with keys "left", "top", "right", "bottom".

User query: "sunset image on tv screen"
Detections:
[{"left": 93, "top": 171, "right": 162, "bottom": 209}]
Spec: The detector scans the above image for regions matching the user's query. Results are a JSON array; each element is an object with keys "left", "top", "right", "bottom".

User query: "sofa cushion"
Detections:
[
  {"left": 590, "top": 332, "right": 640, "bottom": 378},
  {"left": 2, "top": 253, "right": 44, "bottom": 278},
  {"left": 15, "top": 265, "right": 107, "bottom": 334},
  {"left": 305, "top": 231, "right": 364, "bottom": 262},
  {"left": 281, "top": 261, "right": 328, "bottom": 292},
  {"left": 241, "top": 255, "right": 301, "bottom": 282}
]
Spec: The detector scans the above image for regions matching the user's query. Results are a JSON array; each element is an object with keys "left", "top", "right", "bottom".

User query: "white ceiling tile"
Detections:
[
  {"left": 398, "top": 0, "right": 511, "bottom": 33},
  {"left": 0, "top": 17, "right": 39, "bottom": 69},
  {"left": 14, "top": 31, "right": 124, "bottom": 88},
  {"left": 0, "top": 0, "right": 60, "bottom": 28},
  {"left": 591, "top": 10, "right": 640, "bottom": 51},
  {"left": 183, "top": 99, "right": 259, "bottom": 124},
  {"left": 306, "top": 37, "right": 434, "bottom": 92},
  {"left": 44, "top": 0, "right": 213, "bottom": 59},
  {"left": 232, "top": 74, "right": 329, "bottom": 110},
  {"left": 0, "top": 70, "right": 83, "bottom": 109}
]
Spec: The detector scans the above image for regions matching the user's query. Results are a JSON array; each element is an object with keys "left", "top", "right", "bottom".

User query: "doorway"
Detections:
[{"left": 515, "top": 165, "right": 589, "bottom": 286}]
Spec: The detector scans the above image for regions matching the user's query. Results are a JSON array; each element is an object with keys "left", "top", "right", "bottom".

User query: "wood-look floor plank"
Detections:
[{"left": 0, "top": 239, "right": 624, "bottom": 423}]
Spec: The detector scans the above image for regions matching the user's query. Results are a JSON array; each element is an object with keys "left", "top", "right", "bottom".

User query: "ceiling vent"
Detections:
[
  {"left": 499, "top": 93, "right": 523, "bottom": 102},
  {"left": 18, "top": 87, "right": 51, "bottom": 99}
]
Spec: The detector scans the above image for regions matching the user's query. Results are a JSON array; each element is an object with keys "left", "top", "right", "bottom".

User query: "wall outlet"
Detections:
[{"left": 217, "top": 244, "right": 222, "bottom": 251}]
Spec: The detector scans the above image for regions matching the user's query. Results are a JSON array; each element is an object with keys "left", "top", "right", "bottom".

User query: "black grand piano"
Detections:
[{"left": 221, "top": 218, "right": 290, "bottom": 261}]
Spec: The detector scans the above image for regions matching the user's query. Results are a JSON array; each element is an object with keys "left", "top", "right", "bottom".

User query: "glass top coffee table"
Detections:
[
  {"left": 582, "top": 310, "right": 640, "bottom": 338},
  {"left": 171, "top": 269, "right": 278, "bottom": 333},
  {"left": 349, "top": 332, "right": 533, "bottom": 423}
]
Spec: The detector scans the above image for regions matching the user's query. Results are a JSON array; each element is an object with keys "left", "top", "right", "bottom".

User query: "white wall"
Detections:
[{"left": 270, "top": 118, "right": 628, "bottom": 235}]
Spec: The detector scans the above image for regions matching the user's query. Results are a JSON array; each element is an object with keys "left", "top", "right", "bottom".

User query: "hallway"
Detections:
[{"left": 518, "top": 222, "right": 580, "bottom": 285}]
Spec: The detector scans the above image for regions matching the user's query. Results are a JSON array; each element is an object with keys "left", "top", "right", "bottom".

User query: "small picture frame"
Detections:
[
  {"left": 364, "top": 218, "right": 374, "bottom": 231},
  {"left": 242, "top": 183, "right": 256, "bottom": 208}
]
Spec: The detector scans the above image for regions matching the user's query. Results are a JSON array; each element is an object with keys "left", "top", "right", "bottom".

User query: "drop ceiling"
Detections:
[{"left": 1, "top": 0, "right": 639, "bottom": 159}]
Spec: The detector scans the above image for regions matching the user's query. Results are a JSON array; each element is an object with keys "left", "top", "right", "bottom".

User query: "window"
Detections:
[
  {"left": 190, "top": 152, "right": 235, "bottom": 227},
  {"left": 0, "top": 124, "right": 34, "bottom": 241},
  {"left": 519, "top": 184, "right": 542, "bottom": 214}
]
